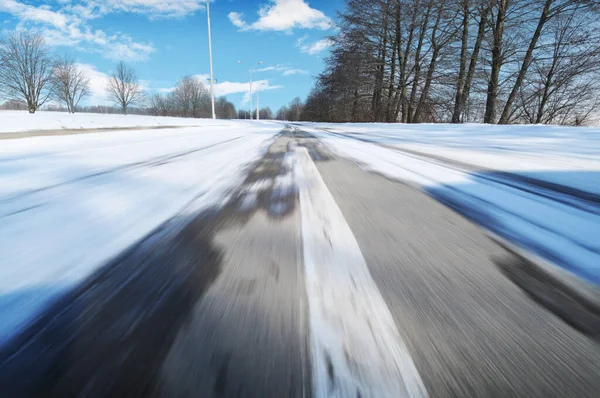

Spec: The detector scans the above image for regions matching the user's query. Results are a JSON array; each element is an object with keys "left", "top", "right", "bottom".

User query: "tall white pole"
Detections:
[
  {"left": 206, "top": 0, "right": 216, "bottom": 120},
  {"left": 256, "top": 90, "right": 260, "bottom": 120},
  {"left": 249, "top": 70, "right": 253, "bottom": 120}
]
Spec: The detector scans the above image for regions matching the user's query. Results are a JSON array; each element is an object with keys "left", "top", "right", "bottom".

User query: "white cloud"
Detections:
[
  {"left": 295, "top": 34, "right": 308, "bottom": 47},
  {"left": 229, "top": 0, "right": 331, "bottom": 32},
  {"left": 254, "top": 64, "right": 308, "bottom": 77},
  {"left": 0, "top": 0, "right": 204, "bottom": 62},
  {"left": 0, "top": 0, "right": 69, "bottom": 28},
  {"left": 301, "top": 38, "right": 333, "bottom": 55},
  {"left": 206, "top": 78, "right": 283, "bottom": 98},
  {"left": 64, "top": 0, "right": 206, "bottom": 19},
  {"left": 228, "top": 12, "right": 246, "bottom": 28},
  {"left": 254, "top": 64, "right": 288, "bottom": 73},
  {"left": 75, "top": 63, "right": 110, "bottom": 105},
  {"left": 109, "top": 39, "right": 155, "bottom": 61},
  {"left": 37, "top": 22, "right": 155, "bottom": 61},
  {"left": 240, "top": 80, "right": 284, "bottom": 105},
  {"left": 282, "top": 68, "right": 308, "bottom": 76}
]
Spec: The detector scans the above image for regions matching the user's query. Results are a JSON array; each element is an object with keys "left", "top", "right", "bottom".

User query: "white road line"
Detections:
[{"left": 294, "top": 147, "right": 427, "bottom": 398}]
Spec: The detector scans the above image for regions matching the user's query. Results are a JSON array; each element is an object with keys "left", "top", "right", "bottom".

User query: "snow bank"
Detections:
[
  {"left": 0, "top": 121, "right": 281, "bottom": 345},
  {"left": 302, "top": 122, "right": 600, "bottom": 195},
  {"left": 0, "top": 110, "right": 258, "bottom": 133},
  {"left": 302, "top": 123, "right": 600, "bottom": 286}
]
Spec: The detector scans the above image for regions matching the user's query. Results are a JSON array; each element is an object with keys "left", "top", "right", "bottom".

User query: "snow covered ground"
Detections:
[
  {"left": 302, "top": 122, "right": 600, "bottom": 195},
  {"left": 299, "top": 123, "right": 600, "bottom": 287},
  {"left": 0, "top": 118, "right": 280, "bottom": 345},
  {"left": 0, "top": 110, "right": 247, "bottom": 133}
]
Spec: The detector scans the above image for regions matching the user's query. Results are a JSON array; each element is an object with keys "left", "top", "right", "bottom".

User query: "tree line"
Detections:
[
  {"left": 0, "top": 31, "right": 237, "bottom": 118},
  {"left": 301, "top": 0, "right": 600, "bottom": 125},
  {"left": 147, "top": 76, "right": 237, "bottom": 119}
]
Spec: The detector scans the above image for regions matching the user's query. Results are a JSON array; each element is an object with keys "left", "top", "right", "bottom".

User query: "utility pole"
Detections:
[
  {"left": 237, "top": 60, "right": 263, "bottom": 121},
  {"left": 206, "top": 0, "right": 216, "bottom": 119}
]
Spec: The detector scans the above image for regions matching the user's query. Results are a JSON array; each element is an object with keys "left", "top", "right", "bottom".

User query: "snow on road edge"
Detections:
[{"left": 0, "top": 111, "right": 245, "bottom": 134}]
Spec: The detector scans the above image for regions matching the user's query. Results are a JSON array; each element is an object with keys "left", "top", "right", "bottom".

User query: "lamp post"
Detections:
[
  {"left": 237, "top": 60, "right": 263, "bottom": 120},
  {"left": 206, "top": 0, "right": 216, "bottom": 119}
]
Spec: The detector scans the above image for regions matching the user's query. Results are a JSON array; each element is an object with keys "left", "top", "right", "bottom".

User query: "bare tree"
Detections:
[
  {"left": 498, "top": 0, "right": 595, "bottom": 124},
  {"left": 515, "top": 4, "right": 600, "bottom": 126},
  {"left": 148, "top": 81, "right": 235, "bottom": 119},
  {"left": 106, "top": 61, "right": 144, "bottom": 115},
  {"left": 451, "top": 0, "right": 471, "bottom": 123},
  {"left": 171, "top": 76, "right": 209, "bottom": 118},
  {"left": 301, "top": 0, "right": 600, "bottom": 125},
  {"left": 483, "top": 0, "right": 509, "bottom": 124},
  {"left": 216, "top": 96, "right": 237, "bottom": 119},
  {"left": 258, "top": 107, "right": 274, "bottom": 120},
  {"left": 453, "top": 2, "right": 490, "bottom": 123},
  {"left": 0, "top": 31, "right": 54, "bottom": 114},
  {"left": 412, "top": 2, "right": 459, "bottom": 123},
  {"left": 148, "top": 93, "right": 174, "bottom": 116},
  {"left": 51, "top": 55, "right": 91, "bottom": 113}
]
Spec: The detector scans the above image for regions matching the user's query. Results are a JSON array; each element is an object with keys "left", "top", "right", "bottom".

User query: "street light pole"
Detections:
[
  {"left": 237, "top": 60, "right": 262, "bottom": 121},
  {"left": 206, "top": 0, "right": 216, "bottom": 120},
  {"left": 256, "top": 90, "right": 260, "bottom": 120},
  {"left": 249, "top": 69, "right": 253, "bottom": 120}
]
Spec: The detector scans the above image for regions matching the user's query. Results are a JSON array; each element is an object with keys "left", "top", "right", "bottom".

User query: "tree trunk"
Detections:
[
  {"left": 395, "top": 0, "right": 420, "bottom": 122},
  {"left": 386, "top": 30, "right": 398, "bottom": 122},
  {"left": 451, "top": 0, "right": 470, "bottom": 123},
  {"left": 372, "top": 11, "right": 389, "bottom": 122},
  {"left": 484, "top": 0, "right": 508, "bottom": 124},
  {"left": 459, "top": 6, "right": 489, "bottom": 123},
  {"left": 407, "top": 0, "right": 433, "bottom": 123},
  {"left": 498, "top": 0, "right": 553, "bottom": 124},
  {"left": 413, "top": 4, "right": 443, "bottom": 123}
]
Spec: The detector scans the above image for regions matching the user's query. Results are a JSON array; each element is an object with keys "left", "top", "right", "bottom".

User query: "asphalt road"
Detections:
[{"left": 2, "top": 127, "right": 600, "bottom": 397}]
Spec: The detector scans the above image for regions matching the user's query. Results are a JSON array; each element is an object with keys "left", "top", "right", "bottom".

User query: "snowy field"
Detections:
[
  {"left": 0, "top": 110, "right": 238, "bottom": 133},
  {"left": 0, "top": 116, "right": 280, "bottom": 345},
  {"left": 299, "top": 122, "right": 600, "bottom": 286}
]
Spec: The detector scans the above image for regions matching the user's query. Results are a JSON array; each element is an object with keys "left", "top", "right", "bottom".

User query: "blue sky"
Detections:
[{"left": 0, "top": 0, "right": 345, "bottom": 110}]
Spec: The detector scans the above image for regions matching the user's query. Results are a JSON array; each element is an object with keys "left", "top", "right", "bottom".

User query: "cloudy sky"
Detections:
[{"left": 0, "top": 0, "right": 344, "bottom": 110}]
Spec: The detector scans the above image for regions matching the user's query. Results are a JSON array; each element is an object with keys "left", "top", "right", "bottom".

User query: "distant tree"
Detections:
[
  {"left": 0, "top": 31, "right": 54, "bottom": 114},
  {"left": 106, "top": 61, "right": 144, "bottom": 115},
  {"left": 290, "top": 97, "right": 304, "bottom": 121},
  {"left": 51, "top": 55, "right": 90, "bottom": 113},
  {"left": 259, "top": 107, "right": 273, "bottom": 120},
  {"left": 148, "top": 93, "right": 174, "bottom": 117},
  {"left": 238, "top": 109, "right": 251, "bottom": 119},
  {"left": 45, "top": 103, "right": 68, "bottom": 112},
  {"left": 0, "top": 99, "right": 28, "bottom": 111},
  {"left": 276, "top": 105, "right": 289, "bottom": 120},
  {"left": 171, "top": 75, "right": 210, "bottom": 118},
  {"left": 215, "top": 96, "right": 237, "bottom": 119}
]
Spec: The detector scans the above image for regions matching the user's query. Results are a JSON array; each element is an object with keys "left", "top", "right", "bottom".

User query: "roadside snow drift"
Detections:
[
  {"left": 301, "top": 123, "right": 600, "bottom": 286},
  {"left": 0, "top": 119, "right": 280, "bottom": 345},
  {"left": 0, "top": 110, "right": 242, "bottom": 133}
]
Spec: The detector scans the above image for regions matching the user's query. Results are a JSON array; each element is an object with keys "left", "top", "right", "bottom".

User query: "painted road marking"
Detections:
[{"left": 294, "top": 147, "right": 427, "bottom": 398}]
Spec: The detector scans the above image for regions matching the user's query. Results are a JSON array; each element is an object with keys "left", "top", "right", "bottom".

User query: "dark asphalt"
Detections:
[{"left": 1, "top": 127, "right": 600, "bottom": 397}]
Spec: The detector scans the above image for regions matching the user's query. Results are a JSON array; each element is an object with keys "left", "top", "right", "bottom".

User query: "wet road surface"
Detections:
[{"left": 2, "top": 127, "right": 600, "bottom": 397}]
